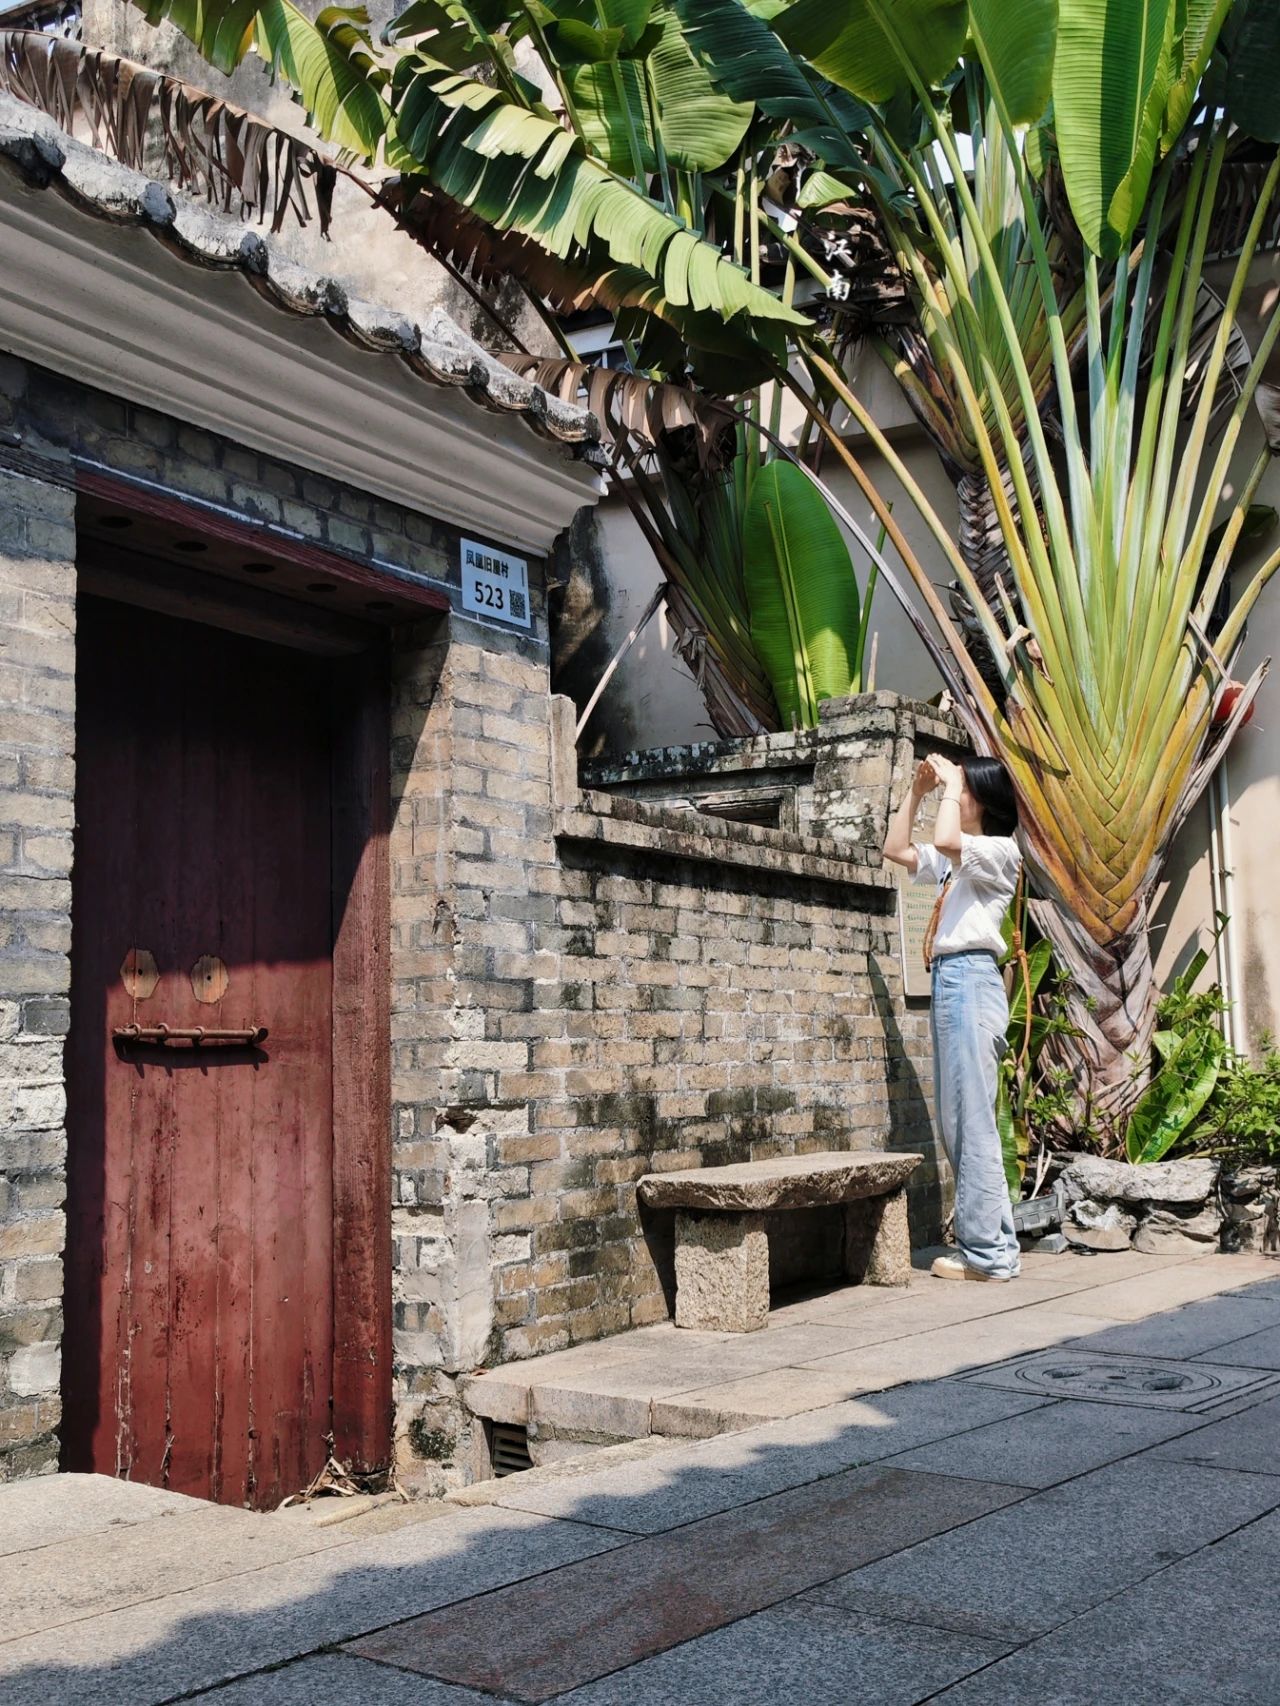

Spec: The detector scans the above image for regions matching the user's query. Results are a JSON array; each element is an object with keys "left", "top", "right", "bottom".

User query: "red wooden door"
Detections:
[{"left": 63, "top": 596, "right": 335, "bottom": 1508}]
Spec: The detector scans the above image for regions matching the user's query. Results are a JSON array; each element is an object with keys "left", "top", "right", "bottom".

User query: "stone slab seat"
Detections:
[{"left": 638, "top": 1151, "right": 922, "bottom": 1333}]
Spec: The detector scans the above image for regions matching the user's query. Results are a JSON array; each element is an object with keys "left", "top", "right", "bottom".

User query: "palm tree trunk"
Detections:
[{"left": 1029, "top": 895, "right": 1157, "bottom": 1139}]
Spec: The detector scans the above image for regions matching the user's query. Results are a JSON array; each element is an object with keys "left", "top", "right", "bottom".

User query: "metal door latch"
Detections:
[{"left": 113, "top": 1023, "right": 268, "bottom": 1048}]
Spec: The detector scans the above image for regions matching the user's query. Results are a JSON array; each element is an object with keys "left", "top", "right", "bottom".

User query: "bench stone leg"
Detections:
[
  {"left": 674, "top": 1211, "right": 770, "bottom": 1332},
  {"left": 844, "top": 1188, "right": 912, "bottom": 1287}
]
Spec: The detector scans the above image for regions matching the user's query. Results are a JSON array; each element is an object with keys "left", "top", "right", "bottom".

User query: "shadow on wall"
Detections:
[
  {"left": 868, "top": 953, "right": 942, "bottom": 1249},
  {"left": 6, "top": 1267, "right": 1280, "bottom": 1701}
]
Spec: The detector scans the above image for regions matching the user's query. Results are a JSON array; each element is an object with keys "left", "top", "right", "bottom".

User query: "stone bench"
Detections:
[{"left": 637, "top": 1151, "right": 922, "bottom": 1332}]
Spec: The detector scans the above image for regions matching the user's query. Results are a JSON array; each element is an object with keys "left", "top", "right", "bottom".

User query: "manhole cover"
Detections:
[
  {"left": 958, "top": 1350, "right": 1280, "bottom": 1411},
  {"left": 1023, "top": 1359, "right": 1215, "bottom": 1399}
]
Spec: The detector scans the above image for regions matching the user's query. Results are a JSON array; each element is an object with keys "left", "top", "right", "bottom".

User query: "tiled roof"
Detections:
[{"left": 0, "top": 92, "right": 602, "bottom": 457}]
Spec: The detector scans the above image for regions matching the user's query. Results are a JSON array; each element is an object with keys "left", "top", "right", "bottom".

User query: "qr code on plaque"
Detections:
[{"left": 509, "top": 590, "right": 527, "bottom": 622}]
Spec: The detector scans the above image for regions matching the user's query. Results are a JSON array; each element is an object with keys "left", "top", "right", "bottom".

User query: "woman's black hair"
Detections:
[{"left": 961, "top": 757, "right": 1019, "bottom": 837}]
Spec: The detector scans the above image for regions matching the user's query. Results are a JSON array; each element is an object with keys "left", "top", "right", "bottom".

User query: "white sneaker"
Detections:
[{"left": 930, "top": 1254, "right": 1013, "bottom": 1283}]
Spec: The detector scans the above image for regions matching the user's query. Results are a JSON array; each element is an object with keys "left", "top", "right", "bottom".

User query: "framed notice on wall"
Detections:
[{"left": 897, "top": 877, "right": 937, "bottom": 999}]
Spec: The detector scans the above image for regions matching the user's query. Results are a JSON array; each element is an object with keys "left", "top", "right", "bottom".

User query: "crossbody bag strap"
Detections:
[{"left": 921, "top": 871, "right": 952, "bottom": 972}]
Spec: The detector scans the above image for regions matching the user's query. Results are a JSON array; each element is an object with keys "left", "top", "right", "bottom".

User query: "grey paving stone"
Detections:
[
  {"left": 1072, "top": 1294, "right": 1280, "bottom": 1360},
  {"left": 804, "top": 1457, "right": 1280, "bottom": 1642},
  {"left": 882, "top": 1399, "right": 1204, "bottom": 1487},
  {"left": 0, "top": 1473, "right": 202, "bottom": 1558},
  {"left": 348, "top": 1467, "right": 1022, "bottom": 1698},
  {"left": 551, "top": 1599, "right": 1011, "bottom": 1706},
  {"left": 191, "top": 1653, "right": 507, "bottom": 1703},
  {"left": 1221, "top": 1274, "right": 1280, "bottom": 1302},
  {"left": 1191, "top": 1322, "right": 1280, "bottom": 1369},
  {"left": 492, "top": 1385, "right": 1048, "bottom": 1533},
  {"left": 0, "top": 1504, "right": 353, "bottom": 1640},
  {"left": 1062, "top": 1258, "right": 1264, "bottom": 1321},
  {"left": 929, "top": 1506, "right": 1280, "bottom": 1704},
  {"left": 0, "top": 1504, "right": 630, "bottom": 1706},
  {"left": 1149, "top": 1392, "right": 1280, "bottom": 1474},
  {"left": 807, "top": 1308, "right": 1118, "bottom": 1385}
]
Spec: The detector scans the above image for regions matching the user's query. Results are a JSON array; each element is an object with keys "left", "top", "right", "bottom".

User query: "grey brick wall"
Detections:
[
  {"left": 0, "top": 454, "right": 75, "bottom": 1482},
  {"left": 385, "top": 637, "right": 951, "bottom": 1492}
]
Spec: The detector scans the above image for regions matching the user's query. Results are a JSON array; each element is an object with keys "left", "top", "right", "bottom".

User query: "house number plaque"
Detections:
[{"left": 460, "top": 539, "right": 531, "bottom": 629}]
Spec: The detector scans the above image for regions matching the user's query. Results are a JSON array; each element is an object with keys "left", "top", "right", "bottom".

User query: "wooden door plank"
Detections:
[
  {"left": 117, "top": 605, "right": 183, "bottom": 1490},
  {"left": 209, "top": 631, "right": 257, "bottom": 1506},
  {"left": 330, "top": 643, "right": 392, "bottom": 1471},
  {"left": 164, "top": 618, "right": 227, "bottom": 1499},
  {"left": 247, "top": 643, "right": 334, "bottom": 1507}
]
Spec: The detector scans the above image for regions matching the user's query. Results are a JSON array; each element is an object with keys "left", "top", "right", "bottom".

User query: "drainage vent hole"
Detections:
[{"left": 491, "top": 1422, "right": 533, "bottom": 1477}]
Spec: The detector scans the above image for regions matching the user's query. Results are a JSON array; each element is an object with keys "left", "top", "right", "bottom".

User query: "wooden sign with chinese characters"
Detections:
[
  {"left": 460, "top": 538, "right": 531, "bottom": 628},
  {"left": 897, "top": 875, "right": 937, "bottom": 999}
]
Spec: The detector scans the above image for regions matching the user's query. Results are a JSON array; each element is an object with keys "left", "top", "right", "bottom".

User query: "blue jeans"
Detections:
[{"left": 930, "top": 951, "right": 1021, "bottom": 1278}]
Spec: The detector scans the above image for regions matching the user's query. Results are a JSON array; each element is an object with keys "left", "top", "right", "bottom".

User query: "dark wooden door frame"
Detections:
[
  {"left": 76, "top": 466, "right": 449, "bottom": 614},
  {"left": 71, "top": 473, "right": 395, "bottom": 1479}
]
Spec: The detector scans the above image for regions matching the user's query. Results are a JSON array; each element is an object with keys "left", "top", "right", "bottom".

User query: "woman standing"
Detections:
[{"left": 883, "top": 753, "right": 1023, "bottom": 1282}]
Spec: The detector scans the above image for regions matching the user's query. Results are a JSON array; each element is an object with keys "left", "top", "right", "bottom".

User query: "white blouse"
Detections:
[{"left": 911, "top": 833, "right": 1021, "bottom": 959}]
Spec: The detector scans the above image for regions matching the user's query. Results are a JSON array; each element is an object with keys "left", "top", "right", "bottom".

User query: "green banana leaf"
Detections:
[
  {"left": 566, "top": 56, "right": 657, "bottom": 174},
  {"left": 382, "top": 0, "right": 504, "bottom": 56},
  {"left": 776, "top": 0, "right": 969, "bottom": 105},
  {"left": 996, "top": 1059, "right": 1028, "bottom": 1196},
  {"left": 742, "top": 461, "right": 865, "bottom": 729},
  {"left": 1008, "top": 938, "right": 1055, "bottom": 1031},
  {"left": 1124, "top": 1026, "right": 1226, "bottom": 1163},
  {"left": 645, "top": 9, "right": 753, "bottom": 170},
  {"left": 550, "top": 0, "right": 656, "bottom": 52},
  {"left": 389, "top": 56, "right": 807, "bottom": 326},
  {"left": 1052, "top": 0, "right": 1177, "bottom": 256},
  {"left": 967, "top": 0, "right": 1057, "bottom": 126},
  {"left": 131, "top": 0, "right": 803, "bottom": 340},
  {"left": 568, "top": 8, "right": 751, "bottom": 176},
  {"left": 1162, "top": 0, "right": 1233, "bottom": 146}
]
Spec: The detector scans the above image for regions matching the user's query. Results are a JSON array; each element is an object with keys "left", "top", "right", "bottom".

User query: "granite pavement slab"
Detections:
[
  {"left": 346, "top": 1466, "right": 1022, "bottom": 1700},
  {"left": 1190, "top": 1321, "right": 1280, "bottom": 1369},
  {"left": 190, "top": 1653, "right": 509, "bottom": 1704},
  {"left": 0, "top": 1473, "right": 202, "bottom": 1559},
  {"left": 0, "top": 1504, "right": 631, "bottom": 1706},
  {"left": 805, "top": 1307, "right": 1116, "bottom": 1385},
  {"left": 1148, "top": 1391, "right": 1280, "bottom": 1474},
  {"left": 550, "top": 1600, "right": 1011, "bottom": 1706},
  {"left": 1060, "top": 1256, "right": 1268, "bottom": 1321},
  {"left": 0, "top": 1503, "right": 358, "bottom": 1641},
  {"left": 488, "top": 1385, "right": 1049, "bottom": 1533},
  {"left": 929, "top": 1505, "right": 1280, "bottom": 1704},
  {"left": 804, "top": 1456, "right": 1280, "bottom": 1643},
  {"left": 1072, "top": 1293, "right": 1280, "bottom": 1360},
  {"left": 881, "top": 1397, "right": 1204, "bottom": 1487}
]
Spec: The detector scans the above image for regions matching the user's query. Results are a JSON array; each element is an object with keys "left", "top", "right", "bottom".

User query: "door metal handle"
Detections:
[{"left": 113, "top": 1023, "right": 268, "bottom": 1048}]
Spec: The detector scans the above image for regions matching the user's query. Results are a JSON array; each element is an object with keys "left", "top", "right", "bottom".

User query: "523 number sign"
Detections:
[{"left": 461, "top": 539, "right": 531, "bottom": 629}]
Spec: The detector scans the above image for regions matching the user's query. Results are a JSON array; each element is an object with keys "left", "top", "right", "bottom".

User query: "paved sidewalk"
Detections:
[{"left": 5, "top": 1247, "right": 1280, "bottom": 1704}]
